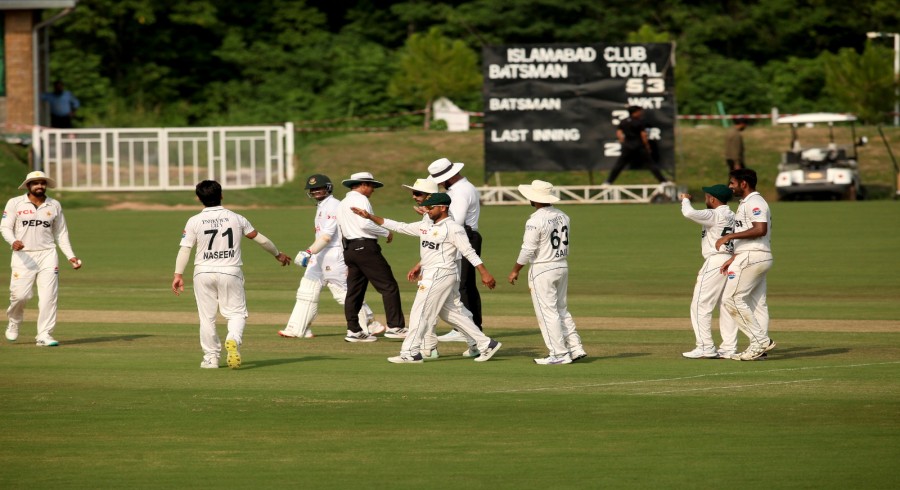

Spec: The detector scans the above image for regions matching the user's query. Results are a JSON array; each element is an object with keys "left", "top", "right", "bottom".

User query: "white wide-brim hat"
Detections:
[
  {"left": 518, "top": 180, "right": 560, "bottom": 203},
  {"left": 342, "top": 172, "right": 384, "bottom": 188},
  {"left": 19, "top": 170, "right": 57, "bottom": 190},
  {"left": 402, "top": 178, "right": 439, "bottom": 194},
  {"left": 427, "top": 158, "right": 464, "bottom": 184}
]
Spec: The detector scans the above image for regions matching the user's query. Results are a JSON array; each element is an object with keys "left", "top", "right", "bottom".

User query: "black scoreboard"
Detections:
[{"left": 482, "top": 43, "right": 676, "bottom": 175}]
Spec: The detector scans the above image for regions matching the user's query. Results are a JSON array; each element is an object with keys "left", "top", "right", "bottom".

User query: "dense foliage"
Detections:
[{"left": 46, "top": 0, "right": 900, "bottom": 127}]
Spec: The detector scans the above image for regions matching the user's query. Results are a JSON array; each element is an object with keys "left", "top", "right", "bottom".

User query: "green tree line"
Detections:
[{"left": 47, "top": 0, "right": 900, "bottom": 127}]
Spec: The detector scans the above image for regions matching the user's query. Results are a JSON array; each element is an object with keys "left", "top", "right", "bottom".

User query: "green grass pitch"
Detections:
[{"left": 0, "top": 200, "right": 898, "bottom": 488}]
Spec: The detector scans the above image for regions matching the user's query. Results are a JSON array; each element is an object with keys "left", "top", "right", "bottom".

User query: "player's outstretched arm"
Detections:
[
  {"left": 476, "top": 264, "right": 496, "bottom": 290},
  {"left": 350, "top": 207, "right": 384, "bottom": 225},
  {"left": 247, "top": 230, "right": 291, "bottom": 266}
]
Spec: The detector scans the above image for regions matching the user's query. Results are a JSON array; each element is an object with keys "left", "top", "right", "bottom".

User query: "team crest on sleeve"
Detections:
[
  {"left": 182, "top": 230, "right": 187, "bottom": 238},
  {"left": 727, "top": 271, "right": 736, "bottom": 280},
  {"left": 2, "top": 211, "right": 6, "bottom": 219},
  {"left": 752, "top": 207, "right": 762, "bottom": 216}
]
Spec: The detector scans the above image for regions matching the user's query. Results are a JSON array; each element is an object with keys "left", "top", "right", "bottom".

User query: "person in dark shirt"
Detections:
[{"left": 602, "top": 106, "right": 670, "bottom": 185}]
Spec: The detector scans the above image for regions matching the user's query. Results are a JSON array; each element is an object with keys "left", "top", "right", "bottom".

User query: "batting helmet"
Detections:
[{"left": 305, "top": 174, "right": 333, "bottom": 200}]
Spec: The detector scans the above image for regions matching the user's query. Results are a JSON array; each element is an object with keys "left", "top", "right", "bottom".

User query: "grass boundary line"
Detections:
[
  {"left": 634, "top": 378, "right": 823, "bottom": 395},
  {"left": 46, "top": 310, "right": 900, "bottom": 333},
  {"left": 487, "top": 361, "right": 900, "bottom": 394}
]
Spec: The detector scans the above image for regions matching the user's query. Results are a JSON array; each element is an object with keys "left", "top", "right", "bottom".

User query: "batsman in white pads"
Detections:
[
  {"left": 2, "top": 171, "right": 82, "bottom": 347},
  {"left": 351, "top": 193, "right": 502, "bottom": 364},
  {"left": 173, "top": 180, "right": 291, "bottom": 369},
  {"left": 679, "top": 185, "right": 737, "bottom": 359},
  {"left": 509, "top": 180, "right": 586, "bottom": 365},
  {"left": 279, "top": 174, "right": 385, "bottom": 339}
]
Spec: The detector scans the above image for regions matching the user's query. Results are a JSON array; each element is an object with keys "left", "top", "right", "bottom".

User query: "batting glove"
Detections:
[{"left": 295, "top": 250, "right": 312, "bottom": 267}]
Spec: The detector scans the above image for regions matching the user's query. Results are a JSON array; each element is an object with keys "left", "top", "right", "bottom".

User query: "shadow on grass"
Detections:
[
  {"left": 771, "top": 346, "right": 850, "bottom": 359},
  {"left": 241, "top": 356, "right": 332, "bottom": 370},
  {"left": 579, "top": 352, "right": 651, "bottom": 363},
  {"left": 490, "top": 330, "right": 541, "bottom": 339},
  {"left": 65, "top": 334, "right": 154, "bottom": 345}
]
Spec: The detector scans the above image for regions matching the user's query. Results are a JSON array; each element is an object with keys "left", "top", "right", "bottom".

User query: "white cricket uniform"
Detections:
[
  {"left": 445, "top": 177, "right": 480, "bottom": 230},
  {"left": 721, "top": 191, "right": 773, "bottom": 348},
  {"left": 179, "top": 206, "right": 254, "bottom": 357},
  {"left": 380, "top": 216, "right": 493, "bottom": 358},
  {"left": 681, "top": 198, "right": 737, "bottom": 352},
  {"left": 1, "top": 195, "right": 76, "bottom": 341},
  {"left": 285, "top": 195, "right": 374, "bottom": 333},
  {"left": 515, "top": 206, "right": 584, "bottom": 358}
]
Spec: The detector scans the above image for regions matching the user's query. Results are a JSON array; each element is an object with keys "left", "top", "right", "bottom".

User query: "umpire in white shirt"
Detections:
[
  {"left": 427, "top": 158, "right": 484, "bottom": 338},
  {"left": 337, "top": 172, "right": 406, "bottom": 342}
]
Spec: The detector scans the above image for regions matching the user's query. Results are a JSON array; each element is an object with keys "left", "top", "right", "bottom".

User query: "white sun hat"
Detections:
[
  {"left": 341, "top": 172, "right": 384, "bottom": 188},
  {"left": 427, "top": 158, "right": 464, "bottom": 184},
  {"left": 402, "top": 178, "right": 439, "bottom": 194},
  {"left": 517, "top": 180, "right": 560, "bottom": 203},
  {"left": 19, "top": 170, "right": 57, "bottom": 190}
]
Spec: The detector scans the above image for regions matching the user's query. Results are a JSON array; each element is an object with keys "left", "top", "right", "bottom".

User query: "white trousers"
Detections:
[
  {"left": 193, "top": 269, "right": 248, "bottom": 358},
  {"left": 288, "top": 246, "right": 373, "bottom": 330},
  {"left": 528, "top": 262, "right": 583, "bottom": 358},
  {"left": 400, "top": 267, "right": 489, "bottom": 357},
  {"left": 690, "top": 254, "right": 737, "bottom": 351},
  {"left": 7, "top": 249, "right": 59, "bottom": 340},
  {"left": 721, "top": 251, "right": 773, "bottom": 348}
]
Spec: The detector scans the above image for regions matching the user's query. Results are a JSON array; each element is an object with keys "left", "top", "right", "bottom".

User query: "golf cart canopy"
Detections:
[{"left": 777, "top": 113, "right": 857, "bottom": 125}]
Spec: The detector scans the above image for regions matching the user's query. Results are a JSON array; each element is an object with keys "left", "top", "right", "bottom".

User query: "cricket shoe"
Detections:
[
  {"left": 716, "top": 349, "right": 736, "bottom": 359},
  {"left": 387, "top": 353, "right": 423, "bottom": 364},
  {"left": 344, "top": 331, "right": 377, "bottom": 343},
  {"left": 682, "top": 347, "right": 718, "bottom": 359},
  {"left": 570, "top": 350, "right": 588, "bottom": 362},
  {"left": 422, "top": 348, "right": 440, "bottom": 360},
  {"left": 35, "top": 336, "right": 59, "bottom": 347},
  {"left": 534, "top": 354, "right": 572, "bottom": 365},
  {"left": 200, "top": 355, "right": 219, "bottom": 369},
  {"left": 462, "top": 346, "right": 480, "bottom": 358},
  {"left": 366, "top": 321, "right": 387, "bottom": 336},
  {"left": 225, "top": 339, "right": 241, "bottom": 369},
  {"left": 383, "top": 327, "right": 408, "bottom": 339},
  {"left": 437, "top": 330, "right": 467, "bottom": 342},
  {"left": 474, "top": 340, "right": 502, "bottom": 362},
  {"left": 279, "top": 328, "right": 315, "bottom": 338},
  {"left": 5, "top": 324, "right": 18, "bottom": 341},
  {"left": 736, "top": 339, "right": 776, "bottom": 361}
]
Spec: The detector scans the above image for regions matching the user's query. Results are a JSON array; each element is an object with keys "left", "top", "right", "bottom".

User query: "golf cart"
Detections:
[{"left": 774, "top": 113, "right": 867, "bottom": 200}]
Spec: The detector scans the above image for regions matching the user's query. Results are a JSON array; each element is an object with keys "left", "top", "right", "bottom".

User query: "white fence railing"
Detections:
[
  {"left": 32, "top": 123, "right": 294, "bottom": 191},
  {"left": 477, "top": 183, "right": 682, "bottom": 205}
]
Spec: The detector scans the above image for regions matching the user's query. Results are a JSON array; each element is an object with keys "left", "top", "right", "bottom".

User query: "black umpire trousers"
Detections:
[
  {"left": 458, "top": 226, "right": 483, "bottom": 330},
  {"left": 606, "top": 147, "right": 666, "bottom": 184},
  {"left": 342, "top": 238, "right": 405, "bottom": 332}
]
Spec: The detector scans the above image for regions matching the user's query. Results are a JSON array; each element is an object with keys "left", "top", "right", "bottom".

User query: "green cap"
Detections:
[
  {"left": 702, "top": 184, "right": 733, "bottom": 203},
  {"left": 421, "top": 192, "right": 451, "bottom": 206}
]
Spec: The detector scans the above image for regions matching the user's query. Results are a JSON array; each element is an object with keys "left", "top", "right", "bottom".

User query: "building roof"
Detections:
[{"left": 0, "top": 0, "right": 78, "bottom": 10}]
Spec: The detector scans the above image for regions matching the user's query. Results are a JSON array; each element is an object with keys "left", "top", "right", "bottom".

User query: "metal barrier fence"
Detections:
[
  {"left": 477, "top": 183, "right": 682, "bottom": 205},
  {"left": 33, "top": 123, "right": 294, "bottom": 191}
]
